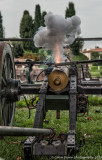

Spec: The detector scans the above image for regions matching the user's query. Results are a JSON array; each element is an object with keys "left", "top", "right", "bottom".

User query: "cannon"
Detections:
[{"left": 1, "top": 40, "right": 102, "bottom": 159}]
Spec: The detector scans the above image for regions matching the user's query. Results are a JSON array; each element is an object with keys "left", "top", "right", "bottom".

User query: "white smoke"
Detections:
[{"left": 34, "top": 12, "right": 81, "bottom": 62}]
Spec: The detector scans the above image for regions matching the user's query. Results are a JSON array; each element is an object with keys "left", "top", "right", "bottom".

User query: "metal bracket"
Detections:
[
  {"left": 24, "top": 137, "right": 36, "bottom": 160},
  {"left": 67, "top": 66, "right": 77, "bottom": 150},
  {"left": 33, "top": 79, "right": 48, "bottom": 128}
]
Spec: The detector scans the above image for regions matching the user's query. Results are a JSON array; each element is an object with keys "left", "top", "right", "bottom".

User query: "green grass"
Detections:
[
  {"left": 89, "top": 66, "right": 102, "bottom": 78},
  {"left": 16, "top": 96, "right": 39, "bottom": 109},
  {"left": 90, "top": 71, "right": 100, "bottom": 77},
  {"left": 1, "top": 105, "right": 102, "bottom": 160},
  {"left": 16, "top": 99, "right": 27, "bottom": 108},
  {"left": 91, "top": 66, "right": 98, "bottom": 71},
  {"left": 89, "top": 95, "right": 102, "bottom": 106},
  {"left": 76, "top": 105, "right": 102, "bottom": 159}
]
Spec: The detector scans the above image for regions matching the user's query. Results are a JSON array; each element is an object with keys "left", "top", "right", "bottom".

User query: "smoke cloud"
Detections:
[{"left": 34, "top": 12, "right": 81, "bottom": 62}]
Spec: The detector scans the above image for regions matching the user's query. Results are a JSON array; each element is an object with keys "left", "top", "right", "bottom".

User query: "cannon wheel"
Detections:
[{"left": 0, "top": 42, "right": 15, "bottom": 126}]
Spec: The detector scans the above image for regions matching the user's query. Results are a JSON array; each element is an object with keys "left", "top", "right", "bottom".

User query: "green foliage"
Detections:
[
  {"left": 16, "top": 98, "right": 27, "bottom": 108},
  {"left": 90, "top": 71, "right": 100, "bottom": 77},
  {"left": 19, "top": 5, "right": 47, "bottom": 53},
  {"left": 88, "top": 95, "right": 102, "bottom": 106},
  {"left": 91, "top": 52, "right": 99, "bottom": 66},
  {"left": 93, "top": 62, "right": 102, "bottom": 66},
  {"left": 23, "top": 51, "right": 39, "bottom": 60},
  {"left": 47, "top": 50, "right": 52, "bottom": 55},
  {"left": 40, "top": 11, "right": 47, "bottom": 26},
  {"left": 34, "top": 4, "right": 41, "bottom": 32},
  {"left": 19, "top": 10, "right": 35, "bottom": 51},
  {"left": 12, "top": 42, "right": 24, "bottom": 58},
  {"left": 23, "top": 49, "right": 51, "bottom": 61},
  {"left": 92, "top": 63, "right": 99, "bottom": 66},
  {"left": 70, "top": 38, "right": 84, "bottom": 55},
  {"left": 20, "top": 10, "right": 33, "bottom": 38},
  {"left": 65, "top": 2, "right": 84, "bottom": 55},
  {"left": 91, "top": 52, "right": 99, "bottom": 60},
  {"left": 33, "top": 4, "right": 42, "bottom": 53},
  {"left": 37, "top": 49, "right": 53, "bottom": 61},
  {"left": 0, "top": 11, "right": 4, "bottom": 38},
  {"left": 91, "top": 52, "right": 102, "bottom": 66},
  {"left": 91, "top": 52, "right": 99, "bottom": 65},
  {"left": 90, "top": 66, "right": 102, "bottom": 78},
  {"left": 65, "top": 2, "right": 76, "bottom": 18},
  {"left": 100, "top": 54, "right": 102, "bottom": 59},
  {"left": 16, "top": 96, "right": 38, "bottom": 109},
  {"left": 72, "top": 52, "right": 88, "bottom": 61},
  {"left": 90, "top": 66, "right": 98, "bottom": 71},
  {"left": 38, "top": 49, "right": 47, "bottom": 60},
  {"left": 16, "top": 95, "right": 102, "bottom": 111}
]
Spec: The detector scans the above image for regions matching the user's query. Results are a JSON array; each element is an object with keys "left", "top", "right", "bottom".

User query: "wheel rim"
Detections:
[{"left": 0, "top": 42, "right": 15, "bottom": 126}]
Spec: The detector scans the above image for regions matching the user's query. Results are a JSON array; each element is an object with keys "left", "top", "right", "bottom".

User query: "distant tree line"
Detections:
[
  {"left": 19, "top": 4, "right": 47, "bottom": 53},
  {"left": 19, "top": 2, "right": 83, "bottom": 55},
  {"left": 0, "top": 2, "right": 83, "bottom": 58},
  {"left": 65, "top": 2, "right": 84, "bottom": 55}
]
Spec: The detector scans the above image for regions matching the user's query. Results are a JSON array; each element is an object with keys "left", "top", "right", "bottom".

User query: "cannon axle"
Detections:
[{"left": 0, "top": 126, "right": 53, "bottom": 136}]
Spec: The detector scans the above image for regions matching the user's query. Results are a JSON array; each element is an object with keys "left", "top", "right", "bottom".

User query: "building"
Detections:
[{"left": 83, "top": 47, "right": 102, "bottom": 60}]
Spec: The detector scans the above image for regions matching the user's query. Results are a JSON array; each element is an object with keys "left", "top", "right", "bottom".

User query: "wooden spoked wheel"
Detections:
[{"left": 0, "top": 42, "right": 15, "bottom": 126}]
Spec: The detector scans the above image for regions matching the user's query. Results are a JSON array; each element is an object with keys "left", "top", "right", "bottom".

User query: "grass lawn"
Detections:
[
  {"left": 89, "top": 66, "right": 102, "bottom": 78},
  {"left": 0, "top": 105, "right": 102, "bottom": 160},
  {"left": 90, "top": 71, "right": 101, "bottom": 78}
]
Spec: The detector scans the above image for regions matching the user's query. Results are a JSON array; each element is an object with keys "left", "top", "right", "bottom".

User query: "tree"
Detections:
[
  {"left": 34, "top": 4, "right": 41, "bottom": 32},
  {"left": 65, "top": 2, "right": 83, "bottom": 55},
  {"left": 12, "top": 42, "right": 24, "bottom": 58},
  {"left": 19, "top": 10, "right": 34, "bottom": 51},
  {"left": 70, "top": 38, "right": 84, "bottom": 55},
  {"left": 65, "top": 2, "right": 75, "bottom": 18},
  {"left": 91, "top": 52, "right": 100, "bottom": 66},
  {"left": 91, "top": 52, "right": 99, "bottom": 60},
  {"left": 0, "top": 11, "right": 4, "bottom": 38},
  {"left": 38, "top": 49, "right": 47, "bottom": 61},
  {"left": 40, "top": 11, "right": 47, "bottom": 26}
]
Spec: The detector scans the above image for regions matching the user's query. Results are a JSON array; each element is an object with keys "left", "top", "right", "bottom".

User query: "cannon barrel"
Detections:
[{"left": 0, "top": 126, "right": 53, "bottom": 136}]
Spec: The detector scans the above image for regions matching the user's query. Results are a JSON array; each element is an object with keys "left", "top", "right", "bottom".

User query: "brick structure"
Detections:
[{"left": 15, "top": 59, "right": 45, "bottom": 83}]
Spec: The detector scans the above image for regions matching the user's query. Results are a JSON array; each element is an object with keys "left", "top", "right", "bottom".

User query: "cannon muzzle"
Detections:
[{"left": 48, "top": 68, "right": 69, "bottom": 92}]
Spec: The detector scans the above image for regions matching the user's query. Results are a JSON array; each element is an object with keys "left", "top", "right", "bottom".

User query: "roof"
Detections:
[{"left": 83, "top": 48, "right": 102, "bottom": 53}]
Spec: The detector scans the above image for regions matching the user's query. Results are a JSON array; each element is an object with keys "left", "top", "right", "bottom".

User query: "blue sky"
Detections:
[{"left": 0, "top": 0, "right": 102, "bottom": 48}]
